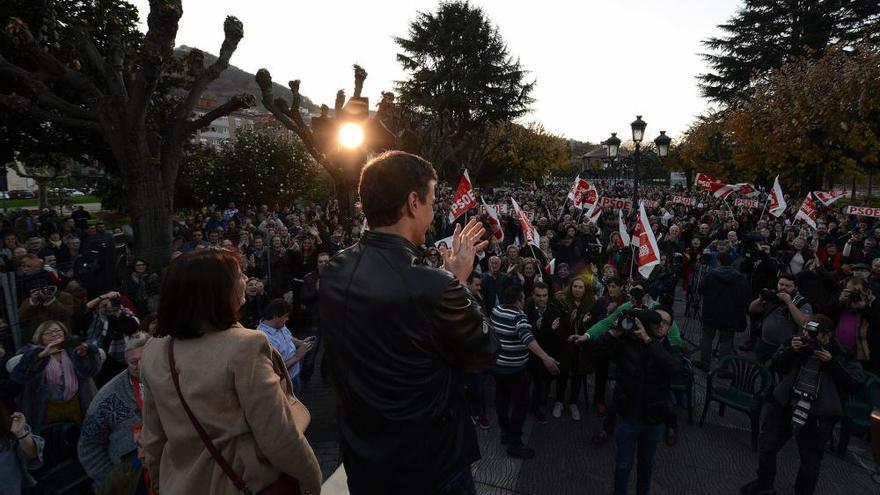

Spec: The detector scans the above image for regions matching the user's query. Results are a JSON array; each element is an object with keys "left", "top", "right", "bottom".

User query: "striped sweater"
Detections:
[{"left": 490, "top": 305, "right": 535, "bottom": 372}]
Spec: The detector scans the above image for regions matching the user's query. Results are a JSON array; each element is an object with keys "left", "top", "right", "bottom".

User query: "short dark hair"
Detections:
[
  {"left": 262, "top": 299, "right": 292, "bottom": 321},
  {"left": 158, "top": 249, "right": 242, "bottom": 339},
  {"left": 533, "top": 281, "right": 549, "bottom": 292},
  {"left": 606, "top": 277, "right": 624, "bottom": 288},
  {"left": 467, "top": 271, "right": 481, "bottom": 284},
  {"left": 501, "top": 285, "right": 525, "bottom": 305},
  {"left": 778, "top": 273, "right": 797, "bottom": 285},
  {"left": 653, "top": 304, "right": 673, "bottom": 318},
  {"left": 358, "top": 151, "right": 437, "bottom": 228}
]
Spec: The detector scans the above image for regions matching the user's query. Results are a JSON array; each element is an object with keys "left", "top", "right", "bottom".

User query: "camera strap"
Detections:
[{"left": 791, "top": 357, "right": 822, "bottom": 433}]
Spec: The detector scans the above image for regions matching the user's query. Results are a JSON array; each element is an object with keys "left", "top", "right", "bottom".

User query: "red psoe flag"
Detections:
[
  {"left": 511, "top": 198, "right": 540, "bottom": 248},
  {"left": 449, "top": 170, "right": 477, "bottom": 223},
  {"left": 636, "top": 203, "right": 661, "bottom": 278},
  {"left": 795, "top": 194, "right": 817, "bottom": 229},
  {"left": 695, "top": 172, "right": 725, "bottom": 192},
  {"left": 768, "top": 176, "right": 787, "bottom": 218},
  {"left": 481, "top": 197, "right": 504, "bottom": 242},
  {"left": 812, "top": 189, "right": 847, "bottom": 206}
]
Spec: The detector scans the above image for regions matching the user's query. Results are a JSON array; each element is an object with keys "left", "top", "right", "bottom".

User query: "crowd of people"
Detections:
[{"left": 0, "top": 151, "right": 878, "bottom": 494}]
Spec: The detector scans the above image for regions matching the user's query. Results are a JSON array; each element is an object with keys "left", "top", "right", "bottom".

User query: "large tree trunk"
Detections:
[
  {"left": 36, "top": 180, "right": 49, "bottom": 210},
  {"left": 123, "top": 143, "right": 173, "bottom": 268}
]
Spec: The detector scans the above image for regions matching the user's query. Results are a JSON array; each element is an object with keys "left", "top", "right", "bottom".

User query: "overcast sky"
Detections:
[{"left": 131, "top": 0, "right": 742, "bottom": 143}]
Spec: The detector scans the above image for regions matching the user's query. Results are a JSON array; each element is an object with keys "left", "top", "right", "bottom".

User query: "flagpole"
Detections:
[
  {"left": 757, "top": 194, "right": 769, "bottom": 223},
  {"left": 628, "top": 245, "right": 636, "bottom": 282}
]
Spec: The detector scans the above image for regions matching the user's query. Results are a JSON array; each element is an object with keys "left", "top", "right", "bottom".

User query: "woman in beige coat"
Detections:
[{"left": 140, "top": 249, "right": 321, "bottom": 494}]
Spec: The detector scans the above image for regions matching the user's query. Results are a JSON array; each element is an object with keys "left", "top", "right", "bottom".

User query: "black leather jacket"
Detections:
[
  {"left": 594, "top": 331, "right": 682, "bottom": 425},
  {"left": 320, "top": 231, "right": 496, "bottom": 492}
]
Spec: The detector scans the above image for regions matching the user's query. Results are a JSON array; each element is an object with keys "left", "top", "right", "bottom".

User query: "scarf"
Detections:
[{"left": 45, "top": 351, "right": 79, "bottom": 401}]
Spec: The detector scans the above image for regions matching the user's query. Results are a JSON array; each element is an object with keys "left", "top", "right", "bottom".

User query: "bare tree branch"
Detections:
[
  {"left": 0, "top": 55, "right": 98, "bottom": 120},
  {"left": 353, "top": 65, "right": 367, "bottom": 98},
  {"left": 186, "top": 93, "right": 255, "bottom": 132},
  {"left": 1, "top": 20, "right": 103, "bottom": 104},
  {"left": 72, "top": 24, "right": 127, "bottom": 102},
  {"left": 174, "top": 16, "right": 244, "bottom": 122},
  {"left": 0, "top": 94, "right": 101, "bottom": 132},
  {"left": 128, "top": 0, "right": 182, "bottom": 118},
  {"left": 255, "top": 68, "right": 330, "bottom": 168}
]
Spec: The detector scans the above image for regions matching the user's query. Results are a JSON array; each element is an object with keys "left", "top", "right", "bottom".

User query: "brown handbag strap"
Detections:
[{"left": 168, "top": 339, "right": 252, "bottom": 495}]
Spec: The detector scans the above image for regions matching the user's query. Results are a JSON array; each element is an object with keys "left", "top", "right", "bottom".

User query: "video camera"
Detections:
[{"left": 616, "top": 307, "right": 662, "bottom": 335}]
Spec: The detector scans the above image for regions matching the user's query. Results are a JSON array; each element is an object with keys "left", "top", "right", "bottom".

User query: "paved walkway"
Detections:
[{"left": 299, "top": 288, "right": 880, "bottom": 494}]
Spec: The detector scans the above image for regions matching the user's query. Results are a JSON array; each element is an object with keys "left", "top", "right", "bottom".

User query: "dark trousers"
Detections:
[
  {"left": 528, "top": 358, "right": 550, "bottom": 412},
  {"left": 464, "top": 372, "right": 486, "bottom": 418},
  {"left": 700, "top": 327, "right": 735, "bottom": 366},
  {"left": 494, "top": 369, "right": 530, "bottom": 445},
  {"left": 300, "top": 326, "right": 319, "bottom": 382},
  {"left": 757, "top": 401, "right": 837, "bottom": 495},
  {"left": 614, "top": 415, "right": 663, "bottom": 495},
  {"left": 594, "top": 357, "right": 610, "bottom": 406},
  {"left": 555, "top": 373, "right": 584, "bottom": 404}
]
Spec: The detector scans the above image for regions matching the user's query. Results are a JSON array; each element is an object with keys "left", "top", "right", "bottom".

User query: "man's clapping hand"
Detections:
[{"left": 445, "top": 219, "right": 488, "bottom": 283}]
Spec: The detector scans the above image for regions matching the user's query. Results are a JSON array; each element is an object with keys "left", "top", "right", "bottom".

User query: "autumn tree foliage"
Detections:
[{"left": 725, "top": 45, "right": 880, "bottom": 193}]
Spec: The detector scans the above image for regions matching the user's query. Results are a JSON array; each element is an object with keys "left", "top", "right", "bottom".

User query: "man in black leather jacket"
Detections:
[{"left": 320, "top": 151, "right": 496, "bottom": 495}]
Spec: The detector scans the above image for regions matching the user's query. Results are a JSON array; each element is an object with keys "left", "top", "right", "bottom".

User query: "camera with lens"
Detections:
[
  {"left": 616, "top": 308, "right": 662, "bottom": 335},
  {"left": 760, "top": 288, "right": 780, "bottom": 304},
  {"left": 799, "top": 321, "right": 824, "bottom": 353},
  {"left": 847, "top": 291, "right": 862, "bottom": 304}
]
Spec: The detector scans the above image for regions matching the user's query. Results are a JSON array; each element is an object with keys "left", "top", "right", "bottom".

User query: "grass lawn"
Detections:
[{"left": 1, "top": 195, "right": 101, "bottom": 209}]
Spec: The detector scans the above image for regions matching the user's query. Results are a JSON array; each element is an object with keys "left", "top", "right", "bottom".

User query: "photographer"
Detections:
[
  {"left": 17, "top": 272, "right": 74, "bottom": 344},
  {"left": 830, "top": 276, "right": 877, "bottom": 371},
  {"left": 571, "top": 283, "right": 683, "bottom": 347},
  {"left": 84, "top": 292, "right": 140, "bottom": 387},
  {"left": 593, "top": 306, "right": 681, "bottom": 495},
  {"left": 750, "top": 274, "right": 812, "bottom": 364},
  {"left": 741, "top": 316, "right": 863, "bottom": 495}
]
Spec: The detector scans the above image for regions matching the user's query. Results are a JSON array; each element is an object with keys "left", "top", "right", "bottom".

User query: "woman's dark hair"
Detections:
[
  {"left": 262, "top": 298, "right": 292, "bottom": 321},
  {"left": 139, "top": 313, "right": 159, "bottom": 335},
  {"left": 158, "top": 249, "right": 242, "bottom": 339},
  {"left": 358, "top": 151, "right": 437, "bottom": 228}
]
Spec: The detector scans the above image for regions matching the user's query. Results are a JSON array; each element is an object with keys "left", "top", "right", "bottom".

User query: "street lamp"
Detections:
[
  {"left": 630, "top": 115, "right": 647, "bottom": 206},
  {"left": 338, "top": 122, "right": 364, "bottom": 149},
  {"left": 654, "top": 130, "right": 671, "bottom": 158},
  {"left": 605, "top": 132, "right": 621, "bottom": 181}
]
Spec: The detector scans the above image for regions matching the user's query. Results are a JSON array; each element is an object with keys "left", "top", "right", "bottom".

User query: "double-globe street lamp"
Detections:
[{"left": 604, "top": 116, "right": 672, "bottom": 206}]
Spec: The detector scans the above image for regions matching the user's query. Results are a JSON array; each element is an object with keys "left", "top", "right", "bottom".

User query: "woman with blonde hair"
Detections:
[
  {"left": 10, "top": 320, "right": 102, "bottom": 431},
  {"left": 140, "top": 249, "right": 321, "bottom": 494}
]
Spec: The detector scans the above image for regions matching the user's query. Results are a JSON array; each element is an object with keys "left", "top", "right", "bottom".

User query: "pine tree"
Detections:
[
  {"left": 394, "top": 1, "right": 535, "bottom": 178},
  {"left": 699, "top": 0, "right": 880, "bottom": 106}
]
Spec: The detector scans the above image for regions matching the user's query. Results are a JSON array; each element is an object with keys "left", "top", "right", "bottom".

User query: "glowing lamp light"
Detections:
[{"left": 339, "top": 122, "right": 364, "bottom": 149}]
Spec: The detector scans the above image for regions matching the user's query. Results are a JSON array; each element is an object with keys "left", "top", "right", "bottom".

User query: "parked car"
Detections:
[
  {"left": 0, "top": 191, "right": 8, "bottom": 199},
  {"left": 70, "top": 190, "right": 86, "bottom": 197},
  {"left": 8, "top": 189, "right": 36, "bottom": 199}
]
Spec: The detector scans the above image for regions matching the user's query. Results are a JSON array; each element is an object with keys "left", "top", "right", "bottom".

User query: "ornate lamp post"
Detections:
[
  {"left": 604, "top": 132, "right": 621, "bottom": 182},
  {"left": 630, "top": 115, "right": 647, "bottom": 205}
]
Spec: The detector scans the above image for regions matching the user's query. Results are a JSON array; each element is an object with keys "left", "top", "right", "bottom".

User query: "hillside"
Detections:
[{"left": 175, "top": 46, "right": 320, "bottom": 113}]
